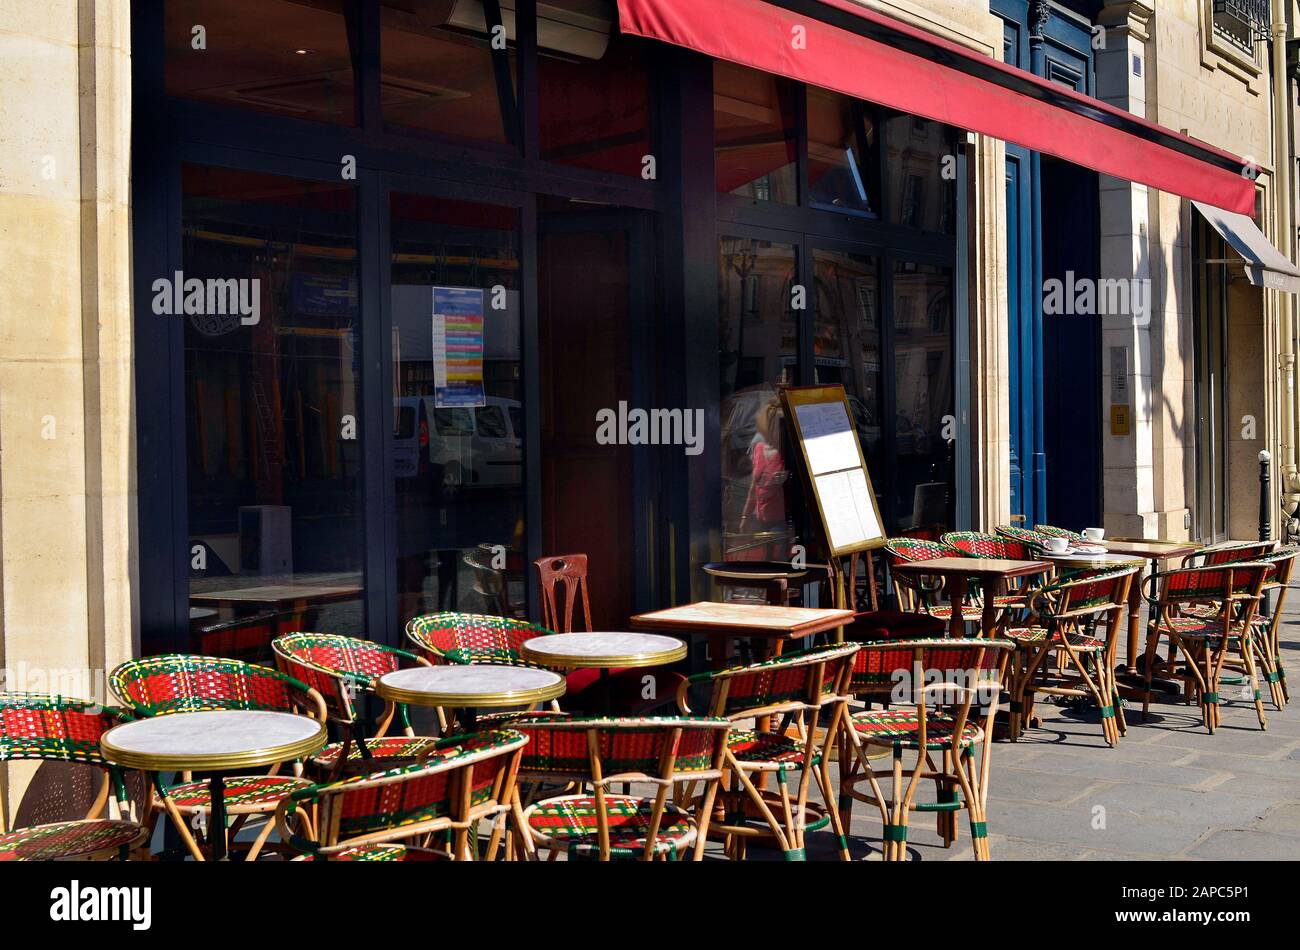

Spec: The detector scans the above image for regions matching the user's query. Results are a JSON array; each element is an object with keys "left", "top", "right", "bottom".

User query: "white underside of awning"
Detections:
[{"left": 1194, "top": 201, "right": 1300, "bottom": 295}]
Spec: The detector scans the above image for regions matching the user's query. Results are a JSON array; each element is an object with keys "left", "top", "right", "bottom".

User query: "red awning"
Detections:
[{"left": 617, "top": 0, "right": 1257, "bottom": 216}]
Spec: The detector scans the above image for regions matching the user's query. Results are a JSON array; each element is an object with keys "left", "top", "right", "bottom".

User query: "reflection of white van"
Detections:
[{"left": 393, "top": 396, "right": 522, "bottom": 486}]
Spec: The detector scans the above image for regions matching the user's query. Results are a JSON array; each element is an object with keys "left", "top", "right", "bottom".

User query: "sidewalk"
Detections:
[{"left": 770, "top": 597, "right": 1300, "bottom": 861}]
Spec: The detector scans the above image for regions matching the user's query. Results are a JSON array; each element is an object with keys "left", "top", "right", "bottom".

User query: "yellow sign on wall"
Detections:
[{"left": 1110, "top": 404, "right": 1131, "bottom": 436}]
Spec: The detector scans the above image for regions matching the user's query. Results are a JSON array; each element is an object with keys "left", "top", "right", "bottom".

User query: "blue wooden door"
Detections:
[{"left": 993, "top": 0, "right": 1100, "bottom": 529}]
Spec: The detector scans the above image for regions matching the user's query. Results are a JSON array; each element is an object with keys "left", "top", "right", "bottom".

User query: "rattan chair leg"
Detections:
[
  {"left": 1238, "top": 636, "right": 1268, "bottom": 730},
  {"left": 244, "top": 813, "right": 277, "bottom": 861},
  {"left": 159, "top": 794, "right": 206, "bottom": 861}
]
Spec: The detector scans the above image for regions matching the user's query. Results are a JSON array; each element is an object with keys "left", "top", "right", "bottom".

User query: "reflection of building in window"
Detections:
[{"left": 902, "top": 175, "right": 924, "bottom": 229}]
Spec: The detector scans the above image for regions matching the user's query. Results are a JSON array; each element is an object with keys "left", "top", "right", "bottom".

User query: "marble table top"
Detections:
[
  {"left": 375, "top": 664, "right": 566, "bottom": 707},
  {"left": 520, "top": 632, "right": 688, "bottom": 668},
  {"left": 100, "top": 710, "right": 326, "bottom": 772}
]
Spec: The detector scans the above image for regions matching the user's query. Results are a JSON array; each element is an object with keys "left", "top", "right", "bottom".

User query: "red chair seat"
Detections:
[
  {"left": 727, "top": 729, "right": 817, "bottom": 767},
  {"left": 0, "top": 819, "right": 147, "bottom": 861},
  {"left": 311, "top": 735, "right": 441, "bottom": 770},
  {"left": 524, "top": 794, "right": 696, "bottom": 857},
  {"left": 166, "top": 774, "right": 312, "bottom": 812},
  {"left": 851, "top": 708, "right": 983, "bottom": 749},
  {"left": 305, "top": 842, "right": 442, "bottom": 861}
]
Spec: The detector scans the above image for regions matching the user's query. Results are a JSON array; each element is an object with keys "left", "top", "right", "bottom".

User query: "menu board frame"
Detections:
[{"left": 779, "top": 384, "right": 887, "bottom": 557}]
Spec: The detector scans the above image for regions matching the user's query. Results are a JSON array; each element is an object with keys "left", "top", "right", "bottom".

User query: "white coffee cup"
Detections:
[
  {"left": 1045, "top": 537, "right": 1069, "bottom": 553},
  {"left": 1082, "top": 527, "right": 1105, "bottom": 543}
]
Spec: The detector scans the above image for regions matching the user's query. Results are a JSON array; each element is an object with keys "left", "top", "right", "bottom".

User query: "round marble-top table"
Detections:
[
  {"left": 375, "top": 664, "right": 567, "bottom": 710},
  {"left": 519, "top": 632, "right": 688, "bottom": 669},
  {"left": 100, "top": 710, "right": 327, "bottom": 861},
  {"left": 520, "top": 632, "right": 688, "bottom": 715}
]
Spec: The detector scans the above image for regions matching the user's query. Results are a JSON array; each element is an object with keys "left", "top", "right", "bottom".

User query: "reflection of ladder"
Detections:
[{"left": 250, "top": 372, "right": 281, "bottom": 480}]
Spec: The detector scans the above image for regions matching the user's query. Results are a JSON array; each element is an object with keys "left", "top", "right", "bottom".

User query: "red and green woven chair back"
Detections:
[
  {"left": 273, "top": 633, "right": 415, "bottom": 723},
  {"left": 941, "top": 531, "right": 1031, "bottom": 560},
  {"left": 884, "top": 537, "right": 954, "bottom": 564},
  {"left": 851, "top": 638, "right": 1010, "bottom": 698},
  {"left": 1196, "top": 540, "right": 1275, "bottom": 567},
  {"left": 405, "top": 612, "right": 553, "bottom": 665},
  {"left": 1160, "top": 563, "right": 1272, "bottom": 604},
  {"left": 1034, "top": 524, "right": 1084, "bottom": 541},
  {"left": 995, "top": 525, "right": 1051, "bottom": 551},
  {"left": 291, "top": 730, "right": 526, "bottom": 846},
  {"left": 689, "top": 644, "right": 858, "bottom": 718},
  {"left": 109, "top": 654, "right": 307, "bottom": 717},
  {"left": 509, "top": 715, "right": 730, "bottom": 780},
  {"left": 0, "top": 692, "right": 121, "bottom": 766},
  {"left": 1050, "top": 566, "right": 1136, "bottom": 615}
]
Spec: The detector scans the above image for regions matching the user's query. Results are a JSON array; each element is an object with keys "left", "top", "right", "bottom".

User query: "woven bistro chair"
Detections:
[
  {"left": 940, "top": 530, "right": 1041, "bottom": 617},
  {"left": 839, "top": 638, "right": 1013, "bottom": 861},
  {"left": 273, "top": 633, "right": 443, "bottom": 778},
  {"left": 677, "top": 643, "right": 859, "bottom": 861},
  {"left": 1172, "top": 545, "right": 1296, "bottom": 709},
  {"left": 1034, "top": 524, "right": 1085, "bottom": 542},
  {"left": 884, "top": 537, "right": 986, "bottom": 625},
  {"left": 108, "top": 654, "right": 327, "bottom": 861},
  {"left": 276, "top": 729, "right": 528, "bottom": 861},
  {"left": 1004, "top": 566, "right": 1138, "bottom": 747},
  {"left": 1180, "top": 539, "right": 1276, "bottom": 569},
  {"left": 0, "top": 692, "right": 150, "bottom": 861},
  {"left": 995, "top": 524, "right": 1053, "bottom": 552},
  {"left": 1140, "top": 562, "right": 1273, "bottom": 732},
  {"left": 507, "top": 714, "right": 731, "bottom": 861}
]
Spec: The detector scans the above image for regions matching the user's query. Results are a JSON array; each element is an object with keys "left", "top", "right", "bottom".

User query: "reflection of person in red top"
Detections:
[{"left": 739, "top": 399, "right": 788, "bottom": 533}]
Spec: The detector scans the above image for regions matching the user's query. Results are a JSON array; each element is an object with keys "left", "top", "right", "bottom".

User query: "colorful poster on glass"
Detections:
[{"left": 431, "top": 287, "right": 486, "bottom": 408}]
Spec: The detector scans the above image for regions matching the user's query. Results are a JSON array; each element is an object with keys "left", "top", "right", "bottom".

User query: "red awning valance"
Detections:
[{"left": 617, "top": 0, "right": 1257, "bottom": 216}]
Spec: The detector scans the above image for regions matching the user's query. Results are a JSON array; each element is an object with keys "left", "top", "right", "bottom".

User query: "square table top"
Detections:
[
  {"left": 189, "top": 584, "right": 362, "bottom": 607},
  {"left": 889, "top": 557, "right": 1051, "bottom": 578},
  {"left": 1102, "top": 539, "right": 1201, "bottom": 559},
  {"left": 630, "top": 602, "right": 854, "bottom": 639}
]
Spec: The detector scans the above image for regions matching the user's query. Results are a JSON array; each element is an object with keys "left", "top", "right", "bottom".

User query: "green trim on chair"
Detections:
[
  {"left": 783, "top": 847, "right": 807, "bottom": 861},
  {"left": 1204, "top": 692, "right": 1220, "bottom": 704},
  {"left": 1100, "top": 705, "right": 1115, "bottom": 719},
  {"left": 970, "top": 821, "right": 988, "bottom": 839},
  {"left": 883, "top": 824, "right": 908, "bottom": 842}
]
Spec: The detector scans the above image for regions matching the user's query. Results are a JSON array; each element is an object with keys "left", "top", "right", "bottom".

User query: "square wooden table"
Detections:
[
  {"left": 1099, "top": 538, "right": 1202, "bottom": 687},
  {"left": 629, "top": 602, "right": 855, "bottom": 661},
  {"left": 889, "top": 557, "right": 1052, "bottom": 638}
]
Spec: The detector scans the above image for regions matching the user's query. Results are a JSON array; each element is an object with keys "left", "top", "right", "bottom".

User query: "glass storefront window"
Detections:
[
  {"left": 165, "top": 0, "right": 357, "bottom": 125},
  {"left": 390, "top": 195, "right": 523, "bottom": 621},
  {"left": 714, "top": 62, "right": 798, "bottom": 204},
  {"left": 813, "top": 247, "right": 884, "bottom": 481},
  {"left": 892, "top": 261, "right": 955, "bottom": 534},
  {"left": 719, "top": 236, "right": 799, "bottom": 561},
  {"left": 807, "top": 88, "right": 880, "bottom": 216},
  {"left": 883, "top": 114, "right": 958, "bottom": 233},
  {"left": 182, "top": 166, "right": 362, "bottom": 657},
  {"left": 538, "top": 0, "right": 653, "bottom": 175},
  {"left": 380, "top": 0, "right": 519, "bottom": 145}
]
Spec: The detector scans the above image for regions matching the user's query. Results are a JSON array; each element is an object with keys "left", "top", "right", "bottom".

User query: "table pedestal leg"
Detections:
[
  {"left": 947, "top": 576, "right": 970, "bottom": 639},
  {"left": 980, "top": 578, "right": 1002, "bottom": 638},
  {"left": 208, "top": 774, "right": 228, "bottom": 861},
  {"left": 1125, "top": 566, "right": 1143, "bottom": 669}
]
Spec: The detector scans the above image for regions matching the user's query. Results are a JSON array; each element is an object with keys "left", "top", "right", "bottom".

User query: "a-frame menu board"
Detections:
[{"left": 780, "top": 385, "right": 887, "bottom": 557}]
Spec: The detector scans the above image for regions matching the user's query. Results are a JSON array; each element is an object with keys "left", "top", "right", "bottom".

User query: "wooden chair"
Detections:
[
  {"left": 273, "top": 632, "right": 443, "bottom": 778},
  {"left": 532, "top": 555, "right": 687, "bottom": 714},
  {"left": 276, "top": 729, "right": 528, "bottom": 861},
  {"left": 0, "top": 692, "right": 149, "bottom": 861},
  {"left": 508, "top": 714, "right": 731, "bottom": 861},
  {"left": 678, "top": 643, "right": 860, "bottom": 861},
  {"left": 535, "top": 553, "right": 592, "bottom": 633},
  {"left": 995, "top": 524, "right": 1053, "bottom": 553},
  {"left": 839, "top": 638, "right": 1013, "bottom": 860},
  {"left": 1140, "top": 562, "right": 1273, "bottom": 732},
  {"left": 108, "top": 654, "right": 327, "bottom": 860},
  {"left": 1005, "top": 566, "right": 1138, "bottom": 746},
  {"left": 406, "top": 611, "right": 554, "bottom": 667},
  {"left": 1180, "top": 539, "right": 1276, "bottom": 569}
]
